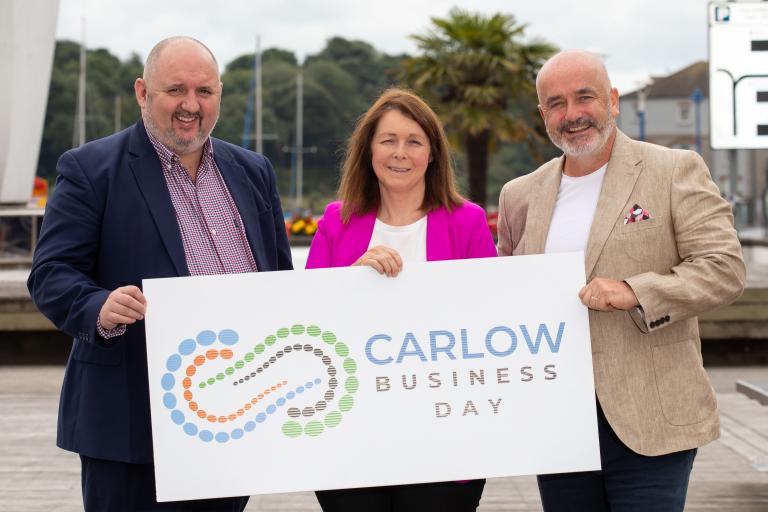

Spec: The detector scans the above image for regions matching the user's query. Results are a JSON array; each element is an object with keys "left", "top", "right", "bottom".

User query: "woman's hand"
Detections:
[{"left": 354, "top": 245, "right": 403, "bottom": 277}]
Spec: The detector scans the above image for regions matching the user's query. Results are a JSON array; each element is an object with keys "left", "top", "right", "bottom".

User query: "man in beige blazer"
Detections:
[{"left": 497, "top": 50, "right": 745, "bottom": 511}]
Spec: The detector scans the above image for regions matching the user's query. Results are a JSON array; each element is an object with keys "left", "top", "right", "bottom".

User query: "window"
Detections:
[{"left": 677, "top": 101, "right": 692, "bottom": 125}]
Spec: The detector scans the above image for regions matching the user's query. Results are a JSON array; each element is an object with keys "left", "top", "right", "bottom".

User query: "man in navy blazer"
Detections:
[{"left": 28, "top": 37, "right": 292, "bottom": 511}]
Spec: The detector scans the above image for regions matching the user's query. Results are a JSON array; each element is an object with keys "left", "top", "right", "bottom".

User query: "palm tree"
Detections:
[{"left": 401, "top": 8, "right": 556, "bottom": 207}]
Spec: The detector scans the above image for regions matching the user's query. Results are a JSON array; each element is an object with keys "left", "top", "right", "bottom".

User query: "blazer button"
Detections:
[
  {"left": 665, "top": 315, "right": 670, "bottom": 322},
  {"left": 650, "top": 321, "right": 657, "bottom": 328}
]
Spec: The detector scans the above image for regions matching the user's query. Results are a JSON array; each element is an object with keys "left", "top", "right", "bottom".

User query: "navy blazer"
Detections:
[{"left": 28, "top": 121, "right": 292, "bottom": 463}]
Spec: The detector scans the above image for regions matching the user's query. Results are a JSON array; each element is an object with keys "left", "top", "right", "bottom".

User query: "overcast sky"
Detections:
[{"left": 55, "top": 0, "right": 712, "bottom": 95}]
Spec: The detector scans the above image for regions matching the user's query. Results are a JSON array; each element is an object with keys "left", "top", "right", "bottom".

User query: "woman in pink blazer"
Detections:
[
  {"left": 307, "top": 89, "right": 496, "bottom": 511},
  {"left": 305, "top": 199, "right": 497, "bottom": 268}
]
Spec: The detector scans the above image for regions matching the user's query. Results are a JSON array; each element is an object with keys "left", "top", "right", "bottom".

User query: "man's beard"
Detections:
[
  {"left": 144, "top": 96, "right": 217, "bottom": 155},
  {"left": 547, "top": 106, "right": 616, "bottom": 157}
]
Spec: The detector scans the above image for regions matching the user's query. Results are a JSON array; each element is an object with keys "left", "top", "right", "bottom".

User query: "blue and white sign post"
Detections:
[{"left": 709, "top": 1, "right": 768, "bottom": 149}]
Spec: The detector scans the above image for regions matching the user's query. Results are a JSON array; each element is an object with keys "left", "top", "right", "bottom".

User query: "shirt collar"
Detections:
[{"left": 145, "top": 126, "right": 214, "bottom": 168}]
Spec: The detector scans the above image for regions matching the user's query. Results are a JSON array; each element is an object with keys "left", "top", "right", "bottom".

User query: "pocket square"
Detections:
[{"left": 623, "top": 204, "right": 652, "bottom": 224}]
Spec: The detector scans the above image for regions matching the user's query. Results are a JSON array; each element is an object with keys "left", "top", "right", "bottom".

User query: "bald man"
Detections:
[
  {"left": 497, "top": 50, "right": 745, "bottom": 511},
  {"left": 28, "top": 37, "right": 292, "bottom": 511}
]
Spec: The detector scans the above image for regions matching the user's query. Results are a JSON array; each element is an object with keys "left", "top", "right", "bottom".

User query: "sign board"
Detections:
[
  {"left": 144, "top": 253, "right": 600, "bottom": 502},
  {"left": 709, "top": 1, "right": 768, "bottom": 149}
]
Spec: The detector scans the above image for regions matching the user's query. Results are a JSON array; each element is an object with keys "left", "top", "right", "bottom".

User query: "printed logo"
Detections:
[{"left": 160, "top": 324, "right": 358, "bottom": 443}]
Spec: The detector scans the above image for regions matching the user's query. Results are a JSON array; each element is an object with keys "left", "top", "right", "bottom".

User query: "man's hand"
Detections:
[
  {"left": 579, "top": 278, "right": 640, "bottom": 311},
  {"left": 99, "top": 286, "right": 147, "bottom": 330}
]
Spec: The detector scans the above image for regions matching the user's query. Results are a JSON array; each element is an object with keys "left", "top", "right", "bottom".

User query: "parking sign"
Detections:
[{"left": 709, "top": 1, "right": 768, "bottom": 149}]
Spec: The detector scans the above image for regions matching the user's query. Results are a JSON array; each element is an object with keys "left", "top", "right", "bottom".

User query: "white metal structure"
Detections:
[{"left": 0, "top": 0, "right": 59, "bottom": 204}]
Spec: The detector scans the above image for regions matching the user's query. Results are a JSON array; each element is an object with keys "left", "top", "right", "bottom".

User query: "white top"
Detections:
[
  {"left": 544, "top": 164, "right": 608, "bottom": 254},
  {"left": 368, "top": 216, "right": 428, "bottom": 262}
]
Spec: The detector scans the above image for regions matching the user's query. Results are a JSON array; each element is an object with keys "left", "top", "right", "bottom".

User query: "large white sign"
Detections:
[
  {"left": 144, "top": 253, "right": 599, "bottom": 502},
  {"left": 709, "top": 1, "right": 768, "bottom": 149}
]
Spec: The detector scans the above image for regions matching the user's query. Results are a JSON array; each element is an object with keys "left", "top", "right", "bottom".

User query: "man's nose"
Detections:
[
  {"left": 564, "top": 100, "right": 581, "bottom": 121},
  {"left": 180, "top": 91, "right": 201, "bottom": 113}
]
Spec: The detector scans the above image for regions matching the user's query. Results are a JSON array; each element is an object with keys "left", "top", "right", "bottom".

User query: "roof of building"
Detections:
[{"left": 621, "top": 61, "right": 708, "bottom": 100}]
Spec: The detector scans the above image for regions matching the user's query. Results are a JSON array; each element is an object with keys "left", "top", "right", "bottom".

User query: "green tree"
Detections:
[
  {"left": 218, "top": 52, "right": 301, "bottom": 198},
  {"left": 401, "top": 8, "right": 556, "bottom": 207},
  {"left": 37, "top": 37, "right": 409, "bottom": 213},
  {"left": 306, "top": 37, "right": 404, "bottom": 102},
  {"left": 221, "top": 39, "right": 407, "bottom": 212},
  {"left": 37, "top": 41, "right": 142, "bottom": 182},
  {"left": 38, "top": 41, "right": 79, "bottom": 182}
]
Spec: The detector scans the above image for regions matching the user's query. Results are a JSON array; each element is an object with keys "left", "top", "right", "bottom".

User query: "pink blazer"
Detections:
[{"left": 306, "top": 200, "right": 497, "bottom": 268}]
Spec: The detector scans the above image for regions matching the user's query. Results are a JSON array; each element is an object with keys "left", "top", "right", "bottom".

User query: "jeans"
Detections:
[{"left": 537, "top": 401, "right": 697, "bottom": 512}]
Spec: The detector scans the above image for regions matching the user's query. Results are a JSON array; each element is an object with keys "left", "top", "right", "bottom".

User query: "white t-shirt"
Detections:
[
  {"left": 368, "top": 216, "right": 428, "bottom": 262},
  {"left": 544, "top": 164, "right": 607, "bottom": 254}
]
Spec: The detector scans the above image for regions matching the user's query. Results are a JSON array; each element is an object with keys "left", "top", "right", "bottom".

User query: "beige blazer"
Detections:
[{"left": 497, "top": 130, "right": 745, "bottom": 456}]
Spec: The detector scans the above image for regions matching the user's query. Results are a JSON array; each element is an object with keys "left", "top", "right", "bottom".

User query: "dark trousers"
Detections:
[
  {"left": 80, "top": 455, "right": 249, "bottom": 512},
  {"left": 315, "top": 479, "right": 485, "bottom": 512},
  {"left": 537, "top": 402, "right": 697, "bottom": 512}
]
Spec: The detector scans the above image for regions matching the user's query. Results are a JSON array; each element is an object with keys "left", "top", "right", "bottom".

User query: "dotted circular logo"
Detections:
[{"left": 160, "top": 324, "right": 358, "bottom": 443}]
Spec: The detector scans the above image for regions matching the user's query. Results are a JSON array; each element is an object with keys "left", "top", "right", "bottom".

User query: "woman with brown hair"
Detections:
[{"left": 306, "top": 88, "right": 495, "bottom": 511}]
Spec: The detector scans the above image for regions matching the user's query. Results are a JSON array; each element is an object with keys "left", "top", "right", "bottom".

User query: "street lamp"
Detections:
[
  {"left": 691, "top": 87, "right": 703, "bottom": 155},
  {"left": 636, "top": 89, "right": 647, "bottom": 141}
]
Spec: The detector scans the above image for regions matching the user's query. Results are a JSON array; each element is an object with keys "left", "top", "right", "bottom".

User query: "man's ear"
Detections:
[
  {"left": 610, "top": 88, "right": 620, "bottom": 117},
  {"left": 134, "top": 78, "right": 148, "bottom": 109}
]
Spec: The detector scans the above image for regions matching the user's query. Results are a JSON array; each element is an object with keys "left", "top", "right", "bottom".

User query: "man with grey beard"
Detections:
[
  {"left": 497, "top": 50, "right": 744, "bottom": 511},
  {"left": 28, "top": 36, "right": 292, "bottom": 511}
]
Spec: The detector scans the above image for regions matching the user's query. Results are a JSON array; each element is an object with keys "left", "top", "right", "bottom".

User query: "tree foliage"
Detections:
[
  {"left": 400, "top": 8, "right": 557, "bottom": 207},
  {"left": 38, "top": 17, "right": 558, "bottom": 212},
  {"left": 39, "top": 38, "right": 403, "bottom": 212},
  {"left": 38, "top": 41, "right": 141, "bottom": 183}
]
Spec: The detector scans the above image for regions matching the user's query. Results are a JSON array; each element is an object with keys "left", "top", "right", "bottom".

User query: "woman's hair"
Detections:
[{"left": 337, "top": 88, "right": 463, "bottom": 222}]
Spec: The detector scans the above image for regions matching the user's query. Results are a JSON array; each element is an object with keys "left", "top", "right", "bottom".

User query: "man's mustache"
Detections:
[
  {"left": 559, "top": 117, "right": 596, "bottom": 132},
  {"left": 174, "top": 109, "right": 201, "bottom": 120}
]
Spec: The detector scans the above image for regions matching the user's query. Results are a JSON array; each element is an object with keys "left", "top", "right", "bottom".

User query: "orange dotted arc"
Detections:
[
  {"left": 193, "top": 381, "right": 288, "bottom": 423},
  {"left": 184, "top": 347, "right": 234, "bottom": 382},
  {"left": 184, "top": 376, "right": 289, "bottom": 424},
  {"left": 183, "top": 347, "right": 286, "bottom": 423}
]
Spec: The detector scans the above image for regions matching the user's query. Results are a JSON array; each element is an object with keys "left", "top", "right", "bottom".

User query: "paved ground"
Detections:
[
  {"left": 743, "top": 245, "right": 768, "bottom": 288},
  {"left": 0, "top": 366, "right": 766, "bottom": 512}
]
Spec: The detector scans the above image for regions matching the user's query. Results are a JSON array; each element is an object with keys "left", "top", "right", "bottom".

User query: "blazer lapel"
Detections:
[
  {"left": 128, "top": 122, "right": 188, "bottom": 276},
  {"left": 524, "top": 158, "right": 563, "bottom": 254},
  {"left": 213, "top": 141, "right": 268, "bottom": 270},
  {"left": 342, "top": 210, "right": 377, "bottom": 266},
  {"left": 426, "top": 207, "right": 450, "bottom": 261},
  {"left": 584, "top": 131, "right": 643, "bottom": 278}
]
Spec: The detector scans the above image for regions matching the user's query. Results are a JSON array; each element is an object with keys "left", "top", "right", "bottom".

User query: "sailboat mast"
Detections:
[
  {"left": 73, "top": 17, "right": 86, "bottom": 147},
  {"left": 295, "top": 69, "right": 303, "bottom": 209},
  {"left": 255, "top": 36, "right": 263, "bottom": 154}
]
